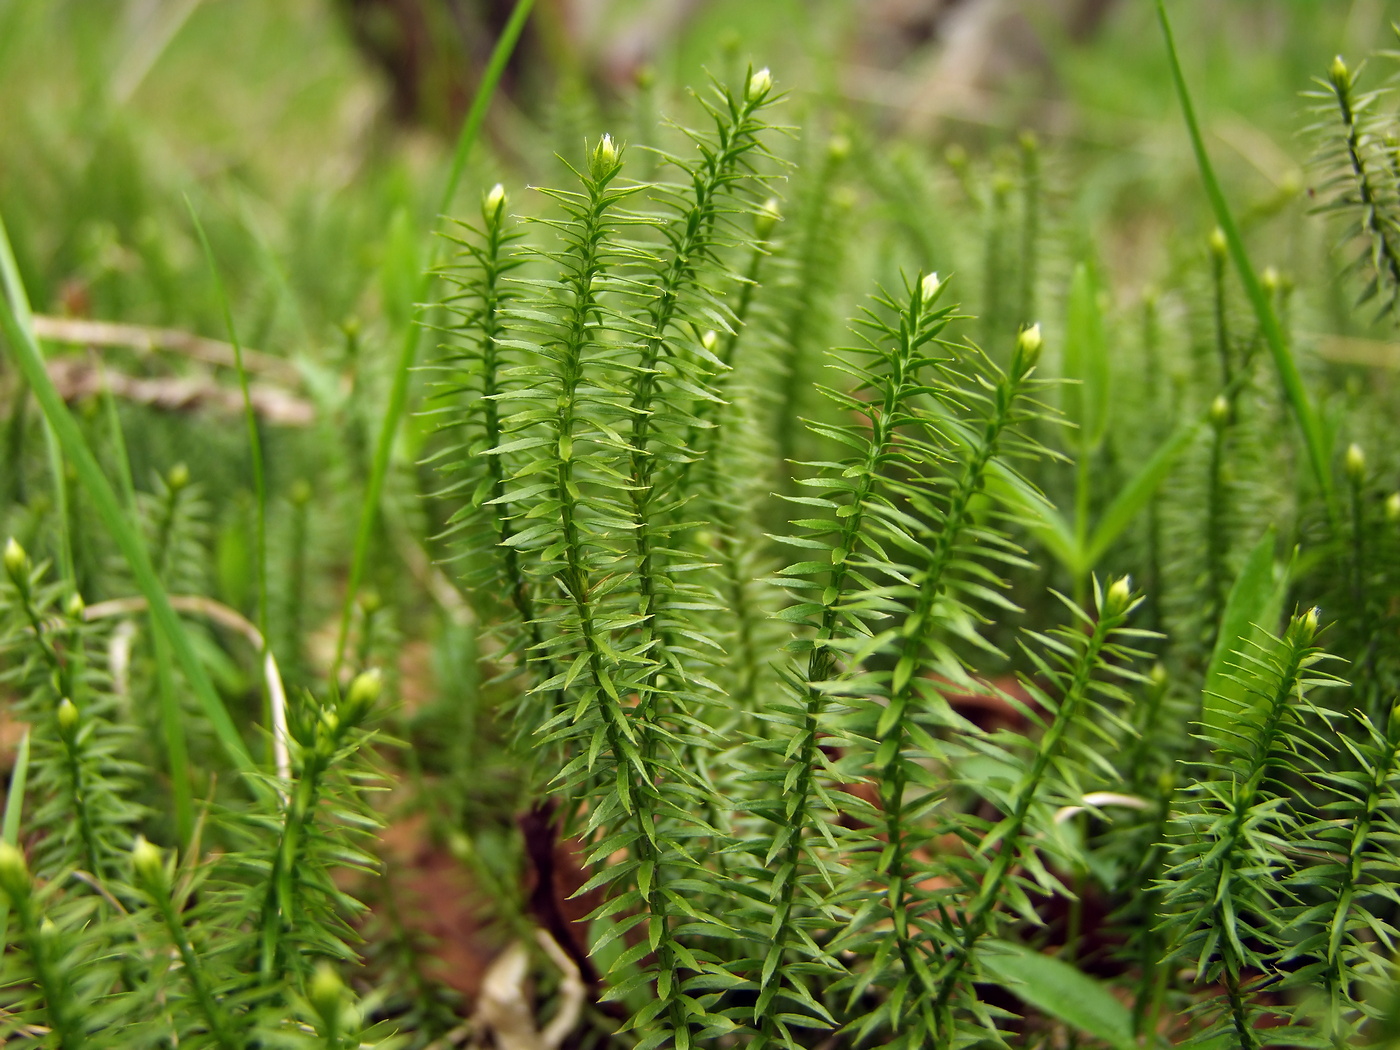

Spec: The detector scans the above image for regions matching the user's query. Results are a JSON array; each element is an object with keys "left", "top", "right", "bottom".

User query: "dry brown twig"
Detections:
[
  {"left": 84, "top": 594, "right": 291, "bottom": 784},
  {"left": 31, "top": 315, "right": 300, "bottom": 384},
  {"left": 471, "top": 930, "right": 585, "bottom": 1050},
  {"left": 42, "top": 357, "right": 314, "bottom": 426}
]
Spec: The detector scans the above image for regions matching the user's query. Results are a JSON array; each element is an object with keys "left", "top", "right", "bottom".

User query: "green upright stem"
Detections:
[
  {"left": 11, "top": 888, "right": 85, "bottom": 1049},
  {"left": 330, "top": 0, "right": 536, "bottom": 684},
  {"left": 1186, "top": 618, "right": 1313, "bottom": 1048},
  {"left": 624, "top": 81, "right": 772, "bottom": 711},
  {"left": 258, "top": 713, "right": 351, "bottom": 978},
  {"left": 1018, "top": 133, "right": 1040, "bottom": 328},
  {"left": 10, "top": 585, "right": 106, "bottom": 877},
  {"left": 535, "top": 154, "right": 691, "bottom": 1042},
  {"left": 1329, "top": 65, "right": 1400, "bottom": 299},
  {"left": 877, "top": 346, "right": 1034, "bottom": 1019},
  {"left": 982, "top": 174, "right": 1011, "bottom": 349},
  {"left": 149, "top": 882, "right": 240, "bottom": 1050},
  {"left": 932, "top": 601, "right": 1125, "bottom": 1043},
  {"left": 756, "top": 281, "right": 945, "bottom": 1044},
  {"left": 469, "top": 200, "right": 563, "bottom": 708},
  {"left": 774, "top": 142, "right": 846, "bottom": 480},
  {"left": 676, "top": 234, "right": 770, "bottom": 506},
  {"left": 1319, "top": 713, "right": 1400, "bottom": 1043},
  {"left": 1211, "top": 244, "right": 1232, "bottom": 387},
  {"left": 1205, "top": 421, "right": 1229, "bottom": 651}
]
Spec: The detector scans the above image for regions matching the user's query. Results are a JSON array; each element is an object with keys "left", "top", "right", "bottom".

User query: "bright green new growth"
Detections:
[{"left": 424, "top": 44, "right": 1400, "bottom": 1048}]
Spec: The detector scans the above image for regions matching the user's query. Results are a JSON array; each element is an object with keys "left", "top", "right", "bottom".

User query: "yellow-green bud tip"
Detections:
[
  {"left": 920, "top": 272, "right": 941, "bottom": 302},
  {"left": 309, "top": 963, "right": 346, "bottom": 1021},
  {"left": 1261, "top": 266, "right": 1280, "bottom": 295},
  {"left": 168, "top": 463, "right": 190, "bottom": 491},
  {"left": 290, "top": 479, "right": 312, "bottom": 505},
  {"left": 1150, "top": 662, "right": 1168, "bottom": 687},
  {"left": 589, "top": 134, "right": 619, "bottom": 180},
  {"left": 1209, "top": 395, "right": 1231, "bottom": 430},
  {"left": 754, "top": 197, "right": 781, "bottom": 239},
  {"left": 0, "top": 842, "right": 30, "bottom": 900},
  {"left": 747, "top": 67, "right": 773, "bottom": 99},
  {"left": 1301, "top": 606, "right": 1321, "bottom": 638},
  {"left": 131, "top": 836, "right": 164, "bottom": 885},
  {"left": 701, "top": 330, "right": 718, "bottom": 351},
  {"left": 1106, "top": 575, "right": 1133, "bottom": 614},
  {"left": 56, "top": 697, "right": 79, "bottom": 739},
  {"left": 1330, "top": 55, "right": 1350, "bottom": 88},
  {"left": 1207, "top": 227, "right": 1227, "bottom": 257},
  {"left": 4, "top": 537, "right": 27, "bottom": 579},
  {"left": 484, "top": 183, "right": 506, "bottom": 219},
  {"left": 1345, "top": 442, "right": 1366, "bottom": 483},
  {"left": 64, "top": 592, "right": 85, "bottom": 619},
  {"left": 446, "top": 831, "right": 473, "bottom": 862},
  {"left": 344, "top": 667, "right": 383, "bottom": 719},
  {"left": 1017, "top": 323, "right": 1043, "bottom": 369},
  {"left": 1386, "top": 491, "right": 1400, "bottom": 522},
  {"left": 827, "top": 133, "right": 850, "bottom": 162}
]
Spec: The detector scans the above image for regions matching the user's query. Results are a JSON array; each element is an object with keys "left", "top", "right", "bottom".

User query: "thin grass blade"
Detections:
[
  {"left": 0, "top": 232, "right": 255, "bottom": 776},
  {"left": 330, "top": 0, "right": 537, "bottom": 682},
  {"left": 1155, "top": 0, "right": 1338, "bottom": 529}
]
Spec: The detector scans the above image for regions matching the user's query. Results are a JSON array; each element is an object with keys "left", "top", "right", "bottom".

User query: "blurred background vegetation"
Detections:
[
  {"left": 3, "top": 0, "right": 1394, "bottom": 618},
  {"left": 4, "top": 0, "right": 1394, "bottom": 338}
]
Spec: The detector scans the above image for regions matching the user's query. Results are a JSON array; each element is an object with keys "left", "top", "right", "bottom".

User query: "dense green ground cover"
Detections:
[{"left": 2, "top": 1, "right": 1400, "bottom": 1046}]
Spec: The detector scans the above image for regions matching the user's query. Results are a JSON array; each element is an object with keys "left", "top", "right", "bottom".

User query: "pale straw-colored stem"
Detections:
[{"left": 84, "top": 595, "right": 290, "bottom": 785}]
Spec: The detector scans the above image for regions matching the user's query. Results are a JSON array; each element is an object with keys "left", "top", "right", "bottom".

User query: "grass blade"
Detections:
[
  {"left": 187, "top": 202, "right": 269, "bottom": 722},
  {"left": 0, "top": 731, "right": 30, "bottom": 953},
  {"left": 1155, "top": 0, "right": 1338, "bottom": 529},
  {"left": 1084, "top": 419, "right": 1203, "bottom": 569},
  {"left": 979, "top": 939, "right": 1136, "bottom": 1050},
  {"left": 330, "top": 0, "right": 537, "bottom": 682},
  {"left": 0, "top": 213, "right": 74, "bottom": 583},
  {"left": 0, "top": 222, "right": 255, "bottom": 776},
  {"left": 1202, "top": 524, "right": 1289, "bottom": 735}
]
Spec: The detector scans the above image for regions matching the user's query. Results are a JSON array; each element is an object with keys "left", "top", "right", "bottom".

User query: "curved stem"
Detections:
[
  {"left": 756, "top": 283, "right": 943, "bottom": 1043},
  {"left": 932, "top": 603, "right": 1124, "bottom": 1041},
  {"left": 877, "top": 351, "right": 1033, "bottom": 1023}
]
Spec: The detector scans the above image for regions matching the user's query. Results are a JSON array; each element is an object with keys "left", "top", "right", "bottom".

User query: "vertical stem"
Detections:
[
  {"left": 1018, "top": 131, "right": 1040, "bottom": 328},
  {"left": 11, "top": 887, "right": 86, "bottom": 1049},
  {"left": 982, "top": 172, "right": 1011, "bottom": 350},
  {"left": 757, "top": 281, "right": 945, "bottom": 1045},
  {"left": 1204, "top": 420, "right": 1228, "bottom": 652},
  {"left": 876, "top": 341, "right": 1035, "bottom": 1025},
  {"left": 1211, "top": 235, "right": 1233, "bottom": 388},
  {"left": 149, "top": 881, "right": 240, "bottom": 1050},
  {"left": 153, "top": 629, "right": 194, "bottom": 847},
  {"left": 330, "top": 0, "right": 537, "bottom": 685},
  {"left": 932, "top": 598, "right": 1127, "bottom": 1044}
]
